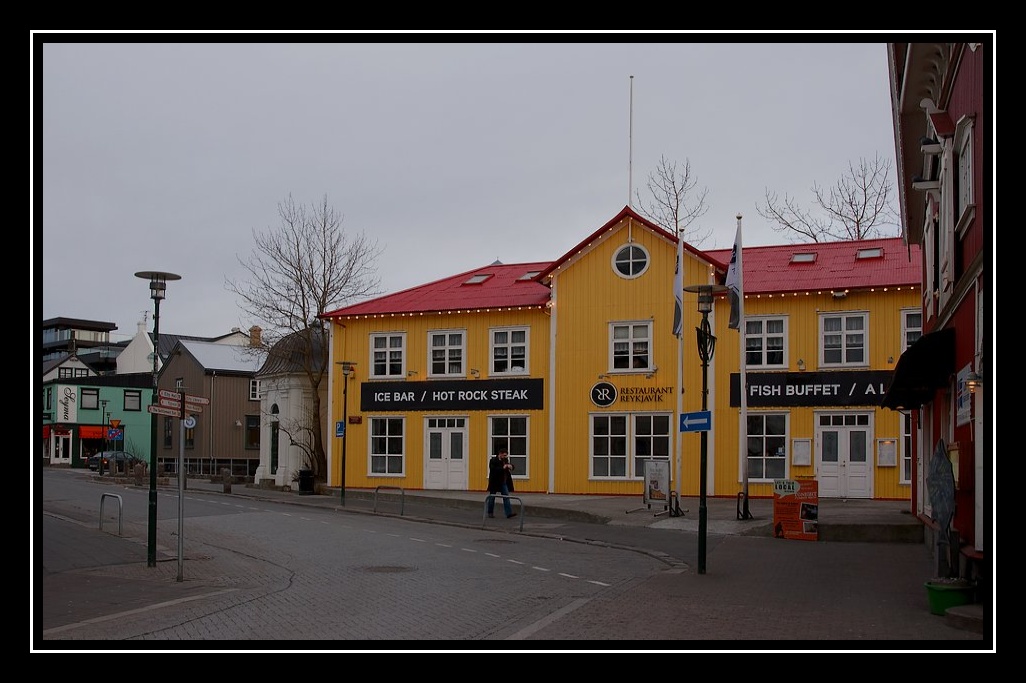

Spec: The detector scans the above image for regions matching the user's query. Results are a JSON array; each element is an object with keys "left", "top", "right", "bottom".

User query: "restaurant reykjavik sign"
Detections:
[{"left": 729, "top": 370, "right": 894, "bottom": 408}]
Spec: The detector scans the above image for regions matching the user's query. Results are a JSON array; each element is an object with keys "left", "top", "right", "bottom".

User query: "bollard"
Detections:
[
  {"left": 134, "top": 463, "right": 145, "bottom": 486},
  {"left": 221, "top": 467, "right": 232, "bottom": 494}
]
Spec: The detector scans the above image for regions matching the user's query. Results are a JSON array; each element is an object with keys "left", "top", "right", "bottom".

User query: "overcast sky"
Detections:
[{"left": 35, "top": 36, "right": 900, "bottom": 344}]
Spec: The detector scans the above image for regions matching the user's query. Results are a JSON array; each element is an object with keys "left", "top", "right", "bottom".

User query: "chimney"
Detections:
[{"left": 249, "top": 325, "right": 262, "bottom": 347}]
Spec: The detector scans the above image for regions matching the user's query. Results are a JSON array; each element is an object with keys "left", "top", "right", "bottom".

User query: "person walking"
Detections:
[{"left": 487, "top": 447, "right": 516, "bottom": 518}]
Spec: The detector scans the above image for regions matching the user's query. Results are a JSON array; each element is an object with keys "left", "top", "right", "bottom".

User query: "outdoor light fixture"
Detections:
[
  {"left": 337, "top": 361, "right": 356, "bottom": 506},
  {"left": 407, "top": 370, "right": 418, "bottom": 377},
  {"left": 797, "top": 359, "right": 806, "bottom": 372},
  {"left": 470, "top": 368, "right": 480, "bottom": 378},
  {"left": 682, "top": 282, "right": 729, "bottom": 575},
  {"left": 135, "top": 270, "right": 181, "bottom": 568},
  {"left": 966, "top": 371, "right": 982, "bottom": 394}
]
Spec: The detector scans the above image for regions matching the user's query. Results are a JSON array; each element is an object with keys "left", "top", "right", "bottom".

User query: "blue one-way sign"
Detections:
[{"left": 680, "top": 410, "right": 712, "bottom": 432}]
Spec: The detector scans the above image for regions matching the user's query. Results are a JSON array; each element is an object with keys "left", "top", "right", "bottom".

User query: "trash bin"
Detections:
[{"left": 298, "top": 468, "right": 314, "bottom": 495}]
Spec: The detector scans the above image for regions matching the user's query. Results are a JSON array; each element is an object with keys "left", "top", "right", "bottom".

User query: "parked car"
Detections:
[{"left": 88, "top": 450, "right": 142, "bottom": 473}]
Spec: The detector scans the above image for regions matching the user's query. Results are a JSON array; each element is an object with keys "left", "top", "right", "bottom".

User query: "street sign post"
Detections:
[
  {"left": 147, "top": 404, "right": 181, "bottom": 417},
  {"left": 680, "top": 410, "right": 712, "bottom": 432}
]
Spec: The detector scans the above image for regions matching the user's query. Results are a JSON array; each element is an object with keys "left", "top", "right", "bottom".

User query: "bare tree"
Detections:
[
  {"left": 757, "top": 154, "right": 900, "bottom": 242},
  {"left": 227, "top": 194, "right": 382, "bottom": 480},
  {"left": 634, "top": 155, "right": 712, "bottom": 244}
]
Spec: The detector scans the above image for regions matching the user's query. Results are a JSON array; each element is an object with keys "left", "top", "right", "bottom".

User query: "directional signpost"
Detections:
[{"left": 680, "top": 410, "right": 712, "bottom": 433}]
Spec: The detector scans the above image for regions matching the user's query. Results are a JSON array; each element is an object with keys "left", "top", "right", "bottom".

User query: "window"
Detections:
[
  {"left": 610, "top": 322, "right": 652, "bottom": 372},
  {"left": 185, "top": 419, "right": 196, "bottom": 449},
  {"left": 901, "top": 309, "right": 922, "bottom": 350},
  {"left": 856, "top": 247, "right": 883, "bottom": 260},
  {"left": 124, "top": 390, "right": 142, "bottom": 412},
  {"left": 429, "top": 330, "right": 465, "bottom": 377},
  {"left": 490, "top": 416, "right": 528, "bottom": 476},
  {"left": 631, "top": 414, "right": 671, "bottom": 477},
  {"left": 491, "top": 327, "right": 528, "bottom": 374},
  {"left": 58, "top": 367, "right": 73, "bottom": 379},
  {"left": 954, "top": 115, "right": 974, "bottom": 231},
  {"left": 370, "top": 417, "right": 405, "bottom": 474},
  {"left": 590, "top": 413, "right": 671, "bottom": 479},
  {"left": 163, "top": 417, "right": 173, "bottom": 448},
  {"left": 518, "top": 271, "right": 541, "bottom": 281},
  {"left": 81, "top": 388, "right": 99, "bottom": 410},
  {"left": 245, "top": 415, "right": 260, "bottom": 449},
  {"left": 744, "top": 317, "right": 786, "bottom": 368},
  {"left": 900, "top": 411, "right": 914, "bottom": 485},
  {"left": 746, "top": 413, "right": 788, "bottom": 481},
  {"left": 612, "top": 243, "right": 649, "bottom": 278},
  {"left": 249, "top": 379, "right": 261, "bottom": 401},
  {"left": 175, "top": 378, "right": 184, "bottom": 391},
  {"left": 371, "top": 333, "right": 406, "bottom": 378},
  {"left": 464, "top": 274, "right": 492, "bottom": 284},
  {"left": 790, "top": 252, "right": 816, "bottom": 263},
  {"left": 820, "top": 312, "right": 867, "bottom": 367}
]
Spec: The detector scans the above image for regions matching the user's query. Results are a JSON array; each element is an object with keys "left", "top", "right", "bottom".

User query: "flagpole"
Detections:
[{"left": 736, "top": 214, "right": 752, "bottom": 520}]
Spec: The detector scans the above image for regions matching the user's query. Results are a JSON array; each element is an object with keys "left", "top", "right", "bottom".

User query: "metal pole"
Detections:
[
  {"left": 178, "top": 415, "right": 185, "bottom": 582},
  {"left": 340, "top": 370, "right": 348, "bottom": 506},
  {"left": 698, "top": 314, "right": 709, "bottom": 575},
  {"left": 147, "top": 295, "right": 160, "bottom": 567}
]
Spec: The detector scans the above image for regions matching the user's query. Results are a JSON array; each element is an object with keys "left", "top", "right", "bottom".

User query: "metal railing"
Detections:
[
  {"left": 482, "top": 495, "right": 524, "bottom": 531},
  {"left": 373, "top": 486, "right": 405, "bottom": 515},
  {"left": 99, "top": 493, "right": 123, "bottom": 536}
]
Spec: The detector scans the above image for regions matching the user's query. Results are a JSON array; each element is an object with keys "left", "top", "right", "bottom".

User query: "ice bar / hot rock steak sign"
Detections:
[{"left": 362, "top": 378, "right": 543, "bottom": 411}]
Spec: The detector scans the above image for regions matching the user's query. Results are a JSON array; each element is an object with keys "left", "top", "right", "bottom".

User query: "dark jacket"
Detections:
[{"left": 487, "top": 455, "right": 514, "bottom": 494}]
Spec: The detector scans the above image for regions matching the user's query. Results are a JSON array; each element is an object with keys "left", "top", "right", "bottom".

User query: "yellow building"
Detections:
[{"left": 322, "top": 206, "right": 921, "bottom": 502}]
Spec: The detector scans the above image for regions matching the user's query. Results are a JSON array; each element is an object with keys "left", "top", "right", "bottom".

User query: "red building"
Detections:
[{"left": 884, "top": 42, "right": 990, "bottom": 588}]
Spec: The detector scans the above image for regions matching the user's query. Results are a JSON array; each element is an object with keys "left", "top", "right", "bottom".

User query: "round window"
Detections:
[{"left": 612, "top": 243, "right": 649, "bottom": 278}]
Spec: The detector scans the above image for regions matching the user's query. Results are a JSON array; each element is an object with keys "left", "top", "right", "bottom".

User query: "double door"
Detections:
[
  {"left": 423, "top": 417, "right": 467, "bottom": 490},
  {"left": 816, "top": 412, "right": 872, "bottom": 499}
]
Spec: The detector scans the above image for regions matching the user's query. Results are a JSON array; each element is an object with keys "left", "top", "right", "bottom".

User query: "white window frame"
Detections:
[
  {"left": 900, "top": 411, "right": 913, "bottom": 485},
  {"left": 371, "top": 332, "right": 407, "bottom": 379},
  {"left": 954, "top": 115, "right": 975, "bottom": 238},
  {"left": 490, "top": 326, "right": 529, "bottom": 375},
  {"left": 611, "top": 243, "right": 650, "bottom": 279},
  {"left": 428, "top": 329, "right": 466, "bottom": 378},
  {"left": 609, "top": 321, "right": 653, "bottom": 373},
  {"left": 745, "top": 412, "right": 789, "bottom": 483},
  {"left": 249, "top": 379, "right": 261, "bottom": 401},
  {"left": 489, "top": 415, "right": 529, "bottom": 477},
  {"left": 744, "top": 316, "right": 787, "bottom": 369},
  {"left": 369, "top": 416, "right": 405, "bottom": 476},
  {"left": 589, "top": 412, "right": 672, "bottom": 480},
  {"left": 819, "top": 312, "right": 869, "bottom": 368},
  {"left": 901, "top": 308, "right": 922, "bottom": 351}
]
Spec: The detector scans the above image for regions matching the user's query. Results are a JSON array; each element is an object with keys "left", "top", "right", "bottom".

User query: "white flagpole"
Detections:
[{"left": 736, "top": 214, "right": 752, "bottom": 519}]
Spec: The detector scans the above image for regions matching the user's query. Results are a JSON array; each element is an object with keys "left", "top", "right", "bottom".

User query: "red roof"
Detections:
[
  {"left": 705, "top": 237, "right": 921, "bottom": 295},
  {"left": 322, "top": 208, "right": 921, "bottom": 320},
  {"left": 322, "top": 261, "right": 553, "bottom": 318}
]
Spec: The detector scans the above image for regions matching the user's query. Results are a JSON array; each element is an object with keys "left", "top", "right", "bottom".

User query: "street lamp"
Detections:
[
  {"left": 135, "top": 270, "right": 181, "bottom": 568},
  {"left": 99, "top": 399, "right": 109, "bottom": 477},
  {"left": 683, "top": 282, "right": 728, "bottom": 575},
  {"left": 337, "top": 361, "right": 355, "bottom": 506}
]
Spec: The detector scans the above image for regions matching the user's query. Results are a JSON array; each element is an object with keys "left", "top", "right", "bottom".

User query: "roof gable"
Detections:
[{"left": 176, "top": 339, "right": 264, "bottom": 374}]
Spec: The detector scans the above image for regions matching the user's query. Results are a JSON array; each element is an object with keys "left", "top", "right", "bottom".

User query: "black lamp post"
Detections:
[
  {"left": 99, "top": 399, "right": 109, "bottom": 476},
  {"left": 683, "top": 283, "right": 727, "bottom": 575},
  {"left": 135, "top": 270, "right": 181, "bottom": 568},
  {"left": 337, "top": 361, "right": 355, "bottom": 506}
]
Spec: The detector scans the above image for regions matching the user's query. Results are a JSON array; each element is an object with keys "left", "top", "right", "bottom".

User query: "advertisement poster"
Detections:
[
  {"left": 643, "top": 459, "right": 670, "bottom": 507},
  {"left": 772, "top": 478, "right": 818, "bottom": 541}
]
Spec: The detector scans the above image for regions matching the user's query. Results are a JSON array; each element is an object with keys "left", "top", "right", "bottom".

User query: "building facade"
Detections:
[
  {"left": 884, "top": 41, "right": 989, "bottom": 581},
  {"left": 321, "top": 206, "right": 921, "bottom": 503}
]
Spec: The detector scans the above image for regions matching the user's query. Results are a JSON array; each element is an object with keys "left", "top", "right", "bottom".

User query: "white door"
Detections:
[
  {"left": 816, "top": 412, "right": 873, "bottom": 499},
  {"left": 423, "top": 417, "right": 468, "bottom": 490},
  {"left": 51, "top": 433, "right": 71, "bottom": 465}
]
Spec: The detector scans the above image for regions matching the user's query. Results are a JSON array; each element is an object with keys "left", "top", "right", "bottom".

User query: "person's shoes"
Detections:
[
  {"left": 507, "top": 513, "right": 517, "bottom": 518},
  {"left": 487, "top": 514, "right": 495, "bottom": 518}
]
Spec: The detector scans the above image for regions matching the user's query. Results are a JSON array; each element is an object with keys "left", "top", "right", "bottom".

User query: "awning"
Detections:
[{"left": 881, "top": 328, "right": 955, "bottom": 410}]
